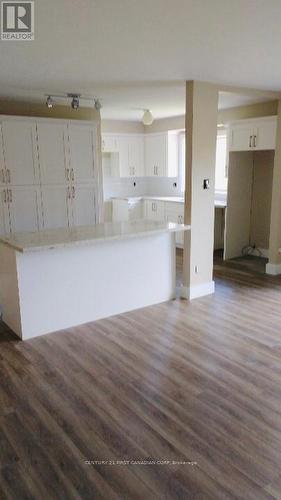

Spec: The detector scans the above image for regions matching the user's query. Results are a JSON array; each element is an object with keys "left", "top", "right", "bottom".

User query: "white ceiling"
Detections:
[{"left": 0, "top": 0, "right": 280, "bottom": 120}]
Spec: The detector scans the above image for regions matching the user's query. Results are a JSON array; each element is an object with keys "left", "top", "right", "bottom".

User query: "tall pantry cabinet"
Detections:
[{"left": 0, "top": 116, "right": 103, "bottom": 235}]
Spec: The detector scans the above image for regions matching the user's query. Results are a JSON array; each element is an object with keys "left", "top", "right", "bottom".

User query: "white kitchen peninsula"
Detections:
[{"left": 0, "top": 221, "right": 189, "bottom": 340}]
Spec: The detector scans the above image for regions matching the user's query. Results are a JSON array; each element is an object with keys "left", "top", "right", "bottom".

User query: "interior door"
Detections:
[
  {"left": 9, "top": 186, "right": 42, "bottom": 233},
  {"left": 71, "top": 184, "right": 96, "bottom": 227},
  {"left": 41, "top": 185, "right": 70, "bottom": 230},
  {"left": 2, "top": 120, "right": 39, "bottom": 185},
  {"left": 37, "top": 121, "right": 69, "bottom": 184},
  {"left": 0, "top": 188, "right": 10, "bottom": 235},
  {"left": 68, "top": 124, "right": 96, "bottom": 183}
]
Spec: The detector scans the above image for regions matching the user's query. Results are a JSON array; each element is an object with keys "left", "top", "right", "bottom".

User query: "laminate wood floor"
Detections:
[{"left": 1, "top": 252, "right": 281, "bottom": 499}]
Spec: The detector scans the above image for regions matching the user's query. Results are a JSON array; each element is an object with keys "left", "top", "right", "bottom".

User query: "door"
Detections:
[
  {"left": 2, "top": 120, "right": 39, "bottom": 185},
  {"left": 0, "top": 188, "right": 10, "bottom": 235},
  {"left": 71, "top": 184, "right": 96, "bottom": 227},
  {"left": 37, "top": 121, "right": 69, "bottom": 184},
  {"left": 68, "top": 124, "right": 96, "bottom": 183},
  {"left": 41, "top": 185, "right": 70, "bottom": 230},
  {"left": 229, "top": 124, "right": 253, "bottom": 151},
  {"left": 9, "top": 186, "right": 42, "bottom": 233}
]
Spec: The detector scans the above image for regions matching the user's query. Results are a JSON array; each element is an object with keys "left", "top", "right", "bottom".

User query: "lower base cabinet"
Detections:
[{"left": 0, "top": 186, "right": 43, "bottom": 234}]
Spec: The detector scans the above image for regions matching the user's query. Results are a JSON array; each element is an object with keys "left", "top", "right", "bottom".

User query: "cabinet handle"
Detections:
[
  {"left": 67, "top": 187, "right": 71, "bottom": 200},
  {"left": 72, "top": 186, "right": 75, "bottom": 199},
  {"left": 9, "top": 189, "right": 12, "bottom": 203},
  {"left": 1, "top": 169, "right": 5, "bottom": 183},
  {"left": 155, "top": 166, "right": 158, "bottom": 176},
  {"left": 3, "top": 189, "right": 7, "bottom": 203},
  {"left": 71, "top": 168, "right": 75, "bottom": 181},
  {"left": 253, "top": 135, "right": 257, "bottom": 148},
  {"left": 249, "top": 135, "right": 252, "bottom": 148},
  {"left": 66, "top": 168, "right": 70, "bottom": 181},
  {"left": 6, "top": 169, "right": 11, "bottom": 184}
]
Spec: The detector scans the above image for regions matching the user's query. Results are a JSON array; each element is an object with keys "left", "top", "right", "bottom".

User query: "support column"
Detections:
[
  {"left": 267, "top": 100, "right": 281, "bottom": 275},
  {"left": 182, "top": 81, "right": 218, "bottom": 300}
]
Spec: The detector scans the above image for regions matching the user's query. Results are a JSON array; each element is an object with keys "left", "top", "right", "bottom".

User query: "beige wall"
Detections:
[
  {"left": 183, "top": 81, "right": 218, "bottom": 297},
  {"left": 268, "top": 100, "right": 281, "bottom": 265},
  {"left": 101, "top": 119, "right": 144, "bottom": 134},
  {"left": 144, "top": 115, "right": 185, "bottom": 133},
  {"left": 0, "top": 99, "right": 100, "bottom": 121},
  {"left": 218, "top": 100, "right": 277, "bottom": 125}
]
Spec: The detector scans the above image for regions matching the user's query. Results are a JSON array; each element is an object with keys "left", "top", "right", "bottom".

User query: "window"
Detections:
[
  {"left": 215, "top": 132, "right": 228, "bottom": 192},
  {"left": 179, "top": 132, "right": 186, "bottom": 193},
  {"left": 178, "top": 130, "right": 228, "bottom": 194}
]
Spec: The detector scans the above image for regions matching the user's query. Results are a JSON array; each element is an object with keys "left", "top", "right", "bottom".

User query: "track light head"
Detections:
[
  {"left": 46, "top": 96, "right": 54, "bottom": 109},
  {"left": 94, "top": 99, "right": 102, "bottom": 112},
  {"left": 67, "top": 93, "right": 80, "bottom": 110}
]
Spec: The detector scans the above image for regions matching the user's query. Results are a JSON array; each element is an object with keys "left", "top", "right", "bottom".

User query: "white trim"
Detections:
[
  {"left": 180, "top": 281, "right": 215, "bottom": 300},
  {"left": 266, "top": 262, "right": 281, "bottom": 275}
]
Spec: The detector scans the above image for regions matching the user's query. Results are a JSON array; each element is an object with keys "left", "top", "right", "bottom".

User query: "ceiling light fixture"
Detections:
[
  {"left": 46, "top": 95, "right": 54, "bottom": 109},
  {"left": 142, "top": 109, "right": 154, "bottom": 126}
]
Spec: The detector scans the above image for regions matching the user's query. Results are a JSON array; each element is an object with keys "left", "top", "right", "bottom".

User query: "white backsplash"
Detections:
[{"left": 103, "top": 176, "right": 182, "bottom": 200}]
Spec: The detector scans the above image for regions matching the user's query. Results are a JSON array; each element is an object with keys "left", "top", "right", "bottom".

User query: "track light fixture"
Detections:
[
  {"left": 45, "top": 93, "right": 101, "bottom": 111},
  {"left": 46, "top": 95, "right": 54, "bottom": 109}
]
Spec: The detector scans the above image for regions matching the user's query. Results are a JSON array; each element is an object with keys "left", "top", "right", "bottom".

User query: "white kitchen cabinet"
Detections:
[
  {"left": 0, "top": 188, "right": 10, "bottom": 235},
  {"left": 68, "top": 124, "right": 96, "bottom": 183},
  {"left": 0, "top": 125, "right": 6, "bottom": 187},
  {"left": 145, "top": 199, "right": 165, "bottom": 221},
  {"left": 9, "top": 186, "right": 43, "bottom": 234},
  {"left": 71, "top": 184, "right": 96, "bottom": 227},
  {"left": 41, "top": 185, "right": 71, "bottom": 230},
  {"left": 2, "top": 120, "right": 39, "bottom": 186},
  {"left": 229, "top": 117, "right": 277, "bottom": 152},
  {"left": 145, "top": 134, "right": 167, "bottom": 177},
  {"left": 102, "top": 134, "right": 118, "bottom": 153},
  {"left": 37, "top": 121, "right": 69, "bottom": 185},
  {"left": 165, "top": 202, "right": 184, "bottom": 246},
  {"left": 128, "top": 136, "right": 145, "bottom": 177}
]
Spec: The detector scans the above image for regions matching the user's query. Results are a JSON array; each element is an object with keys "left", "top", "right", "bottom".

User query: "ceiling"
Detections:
[{"left": 0, "top": 0, "right": 280, "bottom": 120}]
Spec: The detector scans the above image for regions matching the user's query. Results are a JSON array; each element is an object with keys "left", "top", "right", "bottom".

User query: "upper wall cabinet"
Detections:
[
  {"left": 145, "top": 132, "right": 178, "bottom": 177},
  {"left": 2, "top": 120, "right": 40, "bottom": 185},
  {"left": 68, "top": 123, "right": 97, "bottom": 183},
  {"left": 37, "top": 121, "right": 69, "bottom": 185},
  {"left": 102, "top": 133, "right": 145, "bottom": 178},
  {"left": 228, "top": 117, "right": 277, "bottom": 152}
]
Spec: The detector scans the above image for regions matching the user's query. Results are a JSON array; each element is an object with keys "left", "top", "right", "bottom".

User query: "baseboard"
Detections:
[
  {"left": 266, "top": 262, "right": 281, "bottom": 275},
  {"left": 180, "top": 281, "right": 215, "bottom": 300}
]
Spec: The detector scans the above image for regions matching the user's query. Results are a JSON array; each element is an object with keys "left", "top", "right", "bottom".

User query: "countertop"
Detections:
[
  {"left": 110, "top": 196, "right": 227, "bottom": 208},
  {"left": 0, "top": 221, "right": 190, "bottom": 253}
]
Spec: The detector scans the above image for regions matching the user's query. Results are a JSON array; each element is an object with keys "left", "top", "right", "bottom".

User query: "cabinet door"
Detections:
[
  {"left": 102, "top": 135, "right": 118, "bottom": 153},
  {"left": 2, "top": 120, "right": 39, "bottom": 185},
  {"left": 117, "top": 136, "right": 130, "bottom": 177},
  {"left": 145, "top": 200, "right": 165, "bottom": 221},
  {"left": 0, "top": 189, "right": 10, "bottom": 235},
  {"left": 68, "top": 124, "right": 96, "bottom": 183},
  {"left": 255, "top": 120, "right": 277, "bottom": 150},
  {"left": 128, "top": 136, "right": 145, "bottom": 177},
  {"left": 229, "top": 124, "right": 253, "bottom": 151},
  {"left": 9, "top": 186, "right": 42, "bottom": 233},
  {"left": 41, "top": 185, "right": 70, "bottom": 230},
  {"left": 145, "top": 134, "right": 167, "bottom": 176},
  {"left": 71, "top": 184, "right": 96, "bottom": 227},
  {"left": 37, "top": 122, "right": 68, "bottom": 185}
]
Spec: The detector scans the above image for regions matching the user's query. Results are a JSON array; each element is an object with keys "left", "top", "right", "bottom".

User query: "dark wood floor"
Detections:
[{"left": 1, "top": 252, "right": 281, "bottom": 499}]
